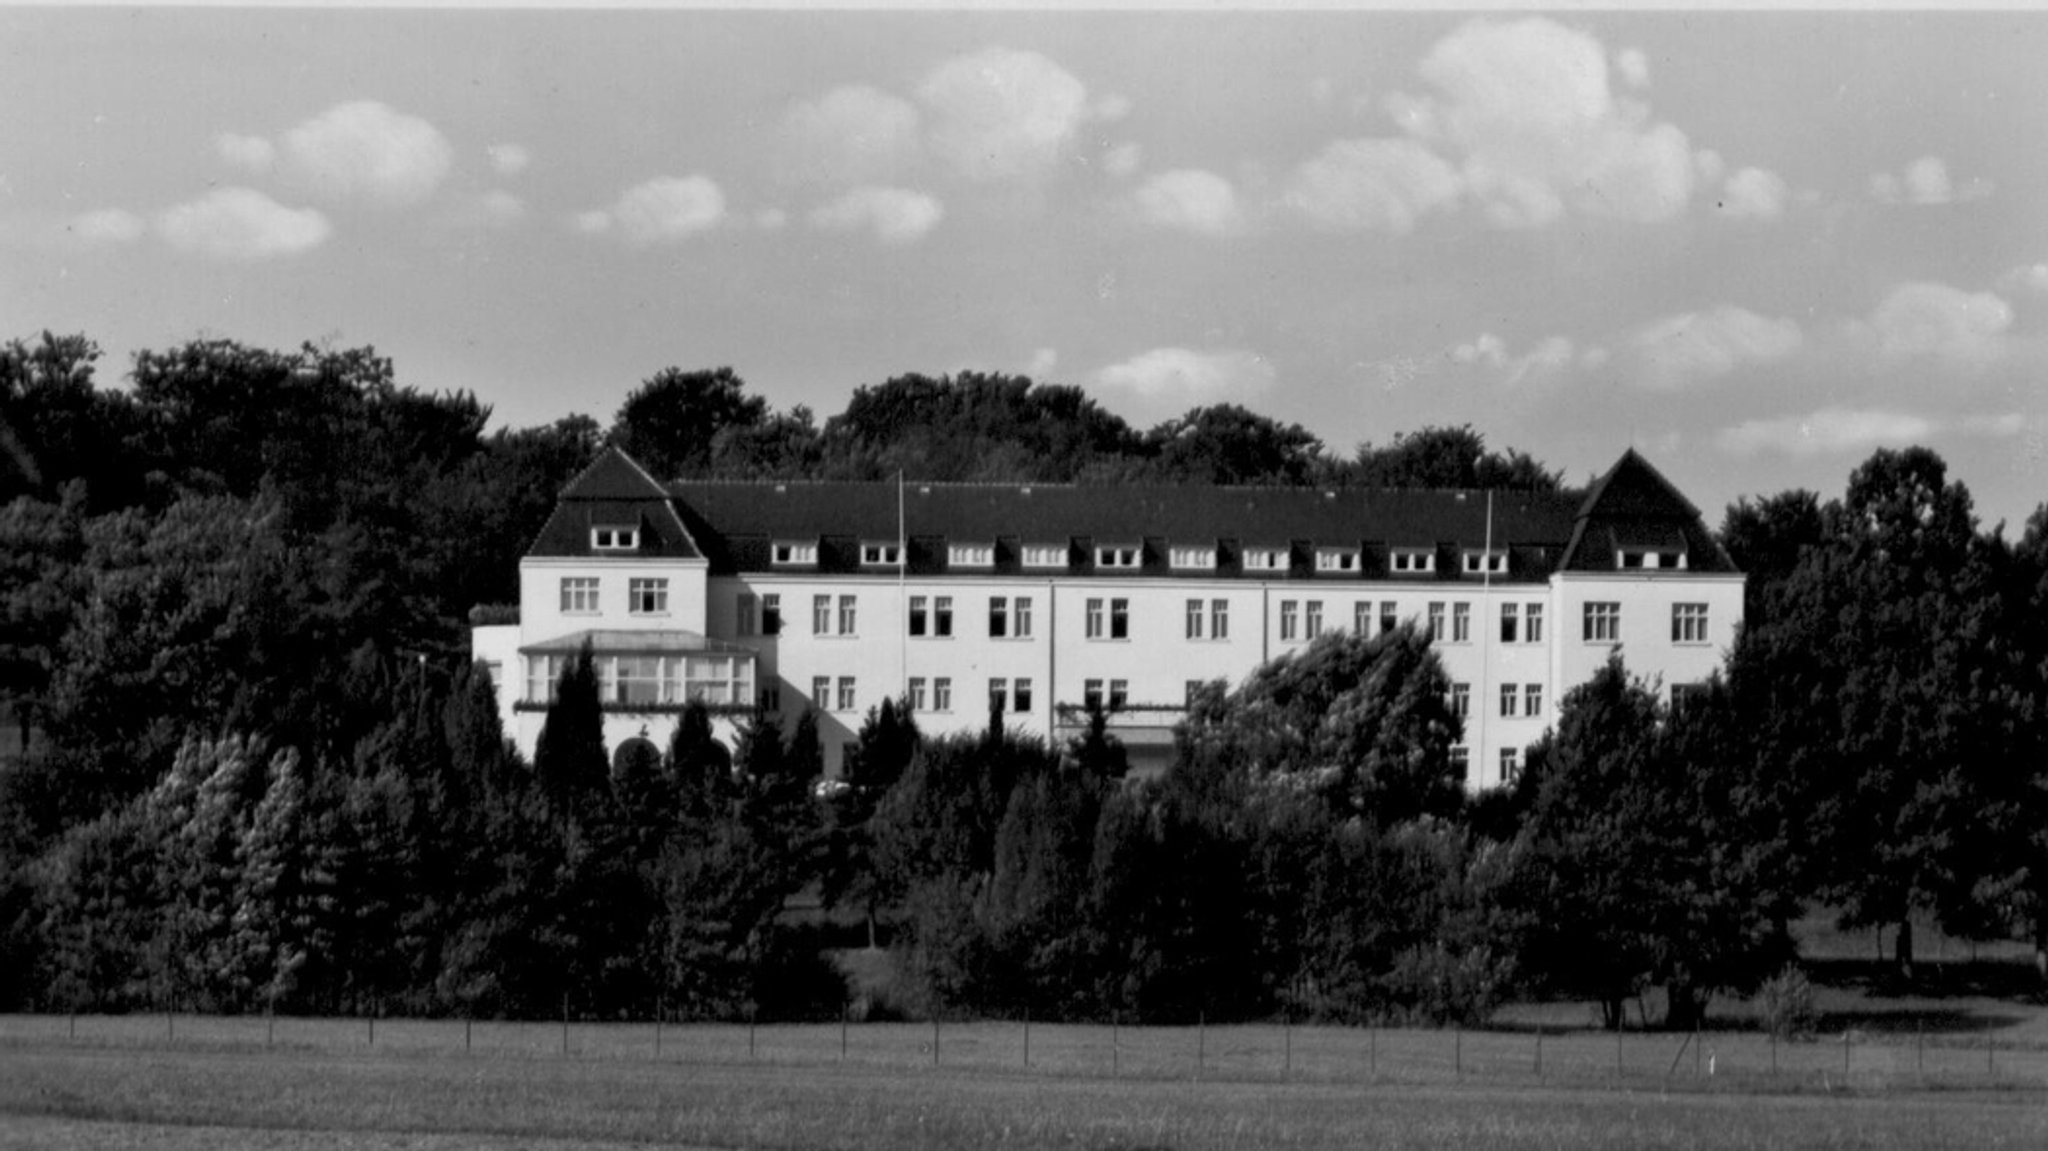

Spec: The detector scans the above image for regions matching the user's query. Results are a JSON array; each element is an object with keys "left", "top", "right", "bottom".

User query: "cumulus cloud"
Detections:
[
  {"left": 1630, "top": 306, "right": 1803, "bottom": 388},
  {"left": 1615, "top": 47, "right": 1650, "bottom": 88},
  {"left": 1102, "top": 142, "right": 1144, "bottom": 179},
  {"left": 1025, "top": 347, "right": 1059, "bottom": 378},
  {"left": 453, "top": 190, "right": 525, "bottom": 230},
  {"left": 1092, "top": 347, "right": 1277, "bottom": 404},
  {"left": 1450, "top": 332, "right": 1598, "bottom": 386},
  {"left": 156, "top": 187, "right": 331, "bottom": 260},
  {"left": 1130, "top": 169, "right": 1244, "bottom": 236},
  {"left": 808, "top": 185, "right": 943, "bottom": 244},
  {"left": 1717, "top": 167, "right": 1788, "bottom": 220},
  {"left": 1870, "top": 155, "right": 1993, "bottom": 206},
  {"left": 69, "top": 209, "right": 145, "bottom": 246},
  {"left": 274, "top": 100, "right": 454, "bottom": 208},
  {"left": 1281, "top": 137, "right": 1463, "bottom": 233},
  {"left": 778, "top": 85, "right": 924, "bottom": 188},
  {"left": 1998, "top": 263, "right": 2048, "bottom": 294},
  {"left": 1389, "top": 17, "right": 1699, "bottom": 226},
  {"left": 488, "top": 144, "right": 531, "bottom": 177},
  {"left": 582, "top": 176, "right": 727, "bottom": 244},
  {"left": 1718, "top": 407, "right": 2022, "bottom": 458},
  {"left": 216, "top": 132, "right": 276, "bottom": 174},
  {"left": 1860, "top": 281, "right": 2012, "bottom": 361},
  {"left": 918, "top": 47, "right": 1091, "bottom": 183}
]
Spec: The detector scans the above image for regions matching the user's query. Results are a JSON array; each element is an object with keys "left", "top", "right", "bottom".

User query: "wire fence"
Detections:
[{"left": 5, "top": 1012, "right": 2045, "bottom": 1091}]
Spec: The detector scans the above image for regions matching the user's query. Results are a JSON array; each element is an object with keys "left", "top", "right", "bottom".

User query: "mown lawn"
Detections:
[{"left": 2, "top": 1015, "right": 2045, "bottom": 1150}]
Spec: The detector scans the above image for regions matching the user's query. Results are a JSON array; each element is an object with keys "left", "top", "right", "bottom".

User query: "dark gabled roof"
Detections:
[
  {"left": 527, "top": 446, "right": 705, "bottom": 559},
  {"left": 1557, "top": 449, "right": 1739, "bottom": 574}
]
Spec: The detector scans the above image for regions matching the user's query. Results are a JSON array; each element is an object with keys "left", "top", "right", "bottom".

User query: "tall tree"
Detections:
[
  {"left": 1350, "top": 425, "right": 1562, "bottom": 491},
  {"left": 1139, "top": 404, "right": 1325, "bottom": 485},
  {"left": 611, "top": 367, "right": 768, "bottom": 479}
]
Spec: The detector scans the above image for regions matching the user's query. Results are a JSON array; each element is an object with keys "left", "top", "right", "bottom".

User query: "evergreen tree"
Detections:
[{"left": 533, "top": 642, "right": 608, "bottom": 821}]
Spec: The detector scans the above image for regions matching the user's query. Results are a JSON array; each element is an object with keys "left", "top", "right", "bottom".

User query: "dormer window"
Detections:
[
  {"left": 592, "top": 525, "right": 638, "bottom": 551},
  {"left": 1461, "top": 550, "right": 1507, "bottom": 577},
  {"left": 1618, "top": 548, "right": 1685, "bottom": 571},
  {"left": 948, "top": 543, "right": 995, "bottom": 568},
  {"left": 1242, "top": 547, "right": 1286, "bottom": 572},
  {"left": 772, "top": 540, "right": 818, "bottom": 566},
  {"left": 1390, "top": 548, "right": 1436, "bottom": 575},
  {"left": 1315, "top": 547, "right": 1360, "bottom": 574},
  {"left": 1169, "top": 545, "right": 1216, "bottom": 571},
  {"left": 1096, "top": 545, "right": 1141, "bottom": 570},
  {"left": 1020, "top": 543, "right": 1065, "bottom": 569},
  {"left": 861, "top": 542, "right": 902, "bottom": 567}
]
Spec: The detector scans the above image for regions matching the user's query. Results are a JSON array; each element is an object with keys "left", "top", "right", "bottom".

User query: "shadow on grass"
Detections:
[{"left": 1807, "top": 957, "right": 2048, "bottom": 1003}]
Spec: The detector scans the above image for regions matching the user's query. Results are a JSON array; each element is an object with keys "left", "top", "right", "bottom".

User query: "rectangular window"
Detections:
[
  {"left": 813, "top": 594, "right": 831, "bottom": 636},
  {"left": 762, "top": 594, "right": 781, "bottom": 635},
  {"left": 1096, "top": 545, "right": 1141, "bottom": 569},
  {"left": 1280, "top": 600, "right": 1300, "bottom": 641},
  {"left": 1014, "top": 678, "right": 1033, "bottom": 714},
  {"left": 1170, "top": 545, "right": 1216, "bottom": 570},
  {"left": 1391, "top": 549, "right": 1435, "bottom": 574},
  {"left": 989, "top": 677, "right": 1008, "bottom": 714},
  {"left": 1671, "top": 682, "right": 1708, "bottom": 717},
  {"left": 1452, "top": 602, "right": 1470, "bottom": 643},
  {"left": 990, "top": 596, "right": 1009, "bottom": 638},
  {"left": 1526, "top": 602, "right": 1544, "bottom": 644},
  {"left": 772, "top": 540, "right": 817, "bottom": 566},
  {"left": 758, "top": 684, "right": 781, "bottom": 712},
  {"left": 1354, "top": 601, "right": 1372, "bottom": 634},
  {"left": 1427, "top": 602, "right": 1445, "bottom": 641},
  {"left": 1084, "top": 678, "right": 1104, "bottom": 711},
  {"left": 526, "top": 654, "right": 556, "bottom": 704},
  {"left": 612, "top": 655, "right": 663, "bottom": 705},
  {"left": 1110, "top": 598, "right": 1129, "bottom": 639},
  {"left": 1450, "top": 682, "right": 1471, "bottom": 719},
  {"left": 949, "top": 543, "right": 995, "bottom": 568},
  {"left": 1462, "top": 550, "right": 1506, "bottom": 576},
  {"left": 1086, "top": 598, "right": 1105, "bottom": 639},
  {"left": 1524, "top": 683, "right": 1543, "bottom": 717},
  {"left": 811, "top": 676, "right": 830, "bottom": 707},
  {"left": 628, "top": 578, "right": 668, "bottom": 615},
  {"left": 1185, "top": 598, "right": 1205, "bottom": 640},
  {"left": 1378, "top": 601, "right": 1396, "bottom": 634},
  {"left": 908, "top": 677, "right": 928, "bottom": 712},
  {"left": 737, "top": 592, "right": 758, "bottom": 636},
  {"left": 1242, "top": 547, "right": 1285, "bottom": 572},
  {"left": 837, "top": 677, "right": 856, "bottom": 712},
  {"left": 592, "top": 526, "right": 638, "bottom": 551},
  {"left": 1109, "top": 679, "right": 1129, "bottom": 711},
  {"left": 1672, "top": 603, "right": 1709, "bottom": 644},
  {"left": 560, "top": 577, "right": 599, "bottom": 614},
  {"left": 1500, "top": 683, "right": 1519, "bottom": 718},
  {"left": 1451, "top": 746, "right": 1469, "bottom": 782},
  {"left": 1584, "top": 602, "right": 1621, "bottom": 643},
  {"left": 1315, "top": 548, "right": 1360, "bottom": 573},
  {"left": 934, "top": 596, "right": 954, "bottom": 637},
  {"left": 1306, "top": 600, "right": 1324, "bottom": 637},
  {"left": 934, "top": 677, "right": 953, "bottom": 712},
  {"left": 1500, "top": 747, "right": 1521, "bottom": 784},
  {"left": 1021, "top": 543, "right": 1065, "bottom": 569},
  {"left": 1014, "top": 596, "right": 1034, "bottom": 638},
  {"left": 909, "top": 595, "right": 929, "bottom": 637},
  {"left": 1212, "top": 599, "right": 1229, "bottom": 640},
  {"left": 1500, "top": 602, "right": 1518, "bottom": 644},
  {"left": 862, "top": 542, "right": 901, "bottom": 567},
  {"left": 837, "top": 594, "right": 857, "bottom": 635}
]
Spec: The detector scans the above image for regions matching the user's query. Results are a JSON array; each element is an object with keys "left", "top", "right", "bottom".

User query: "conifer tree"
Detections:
[{"left": 533, "top": 642, "right": 607, "bottom": 821}]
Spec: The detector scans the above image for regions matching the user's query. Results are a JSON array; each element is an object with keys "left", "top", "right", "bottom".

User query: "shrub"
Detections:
[{"left": 1755, "top": 965, "right": 1818, "bottom": 1040}]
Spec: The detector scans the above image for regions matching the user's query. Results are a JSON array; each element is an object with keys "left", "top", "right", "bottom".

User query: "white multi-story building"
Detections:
[{"left": 471, "top": 446, "right": 1743, "bottom": 790}]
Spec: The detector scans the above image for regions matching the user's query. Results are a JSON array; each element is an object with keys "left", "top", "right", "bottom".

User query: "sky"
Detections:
[{"left": 5, "top": 5, "right": 2048, "bottom": 530}]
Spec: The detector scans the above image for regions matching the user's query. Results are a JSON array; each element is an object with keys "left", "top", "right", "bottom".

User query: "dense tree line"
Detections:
[{"left": 6, "top": 329, "right": 2048, "bottom": 1026}]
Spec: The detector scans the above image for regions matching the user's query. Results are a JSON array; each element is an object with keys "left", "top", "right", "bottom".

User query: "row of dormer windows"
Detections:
[{"left": 761, "top": 540, "right": 1539, "bottom": 576}]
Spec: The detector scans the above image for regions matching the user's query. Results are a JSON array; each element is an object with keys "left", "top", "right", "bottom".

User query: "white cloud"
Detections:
[
  {"left": 216, "top": 132, "right": 275, "bottom": 174},
  {"left": 587, "top": 176, "right": 727, "bottom": 245},
  {"left": 1630, "top": 306, "right": 1803, "bottom": 388},
  {"left": 69, "top": 208, "right": 145, "bottom": 246},
  {"left": 488, "top": 143, "right": 531, "bottom": 177},
  {"left": 918, "top": 47, "right": 1090, "bottom": 183},
  {"left": 1025, "top": 347, "right": 1059, "bottom": 378},
  {"left": 1103, "top": 142, "right": 1144, "bottom": 179},
  {"left": 1092, "top": 347, "right": 1277, "bottom": 403},
  {"left": 754, "top": 208, "right": 789, "bottom": 231},
  {"left": 1718, "top": 167, "right": 1788, "bottom": 220},
  {"left": 1718, "top": 407, "right": 2022, "bottom": 457},
  {"left": 808, "top": 185, "right": 943, "bottom": 244},
  {"left": 1861, "top": 281, "right": 2012, "bottom": 361},
  {"left": 778, "top": 85, "right": 923, "bottom": 188},
  {"left": 1130, "top": 169, "right": 1244, "bottom": 237},
  {"left": 1616, "top": 47, "right": 1650, "bottom": 88},
  {"left": 454, "top": 190, "right": 525, "bottom": 230},
  {"left": 1392, "top": 17, "right": 1699, "bottom": 226},
  {"left": 1998, "top": 263, "right": 2048, "bottom": 294},
  {"left": 1450, "top": 332, "right": 1595, "bottom": 386},
  {"left": 1281, "top": 137, "right": 1462, "bottom": 233},
  {"left": 1093, "top": 93, "right": 1133, "bottom": 122},
  {"left": 572, "top": 210, "right": 611, "bottom": 235},
  {"left": 156, "top": 187, "right": 330, "bottom": 260},
  {"left": 1870, "top": 155, "right": 1993, "bottom": 206},
  {"left": 277, "top": 100, "right": 454, "bottom": 208}
]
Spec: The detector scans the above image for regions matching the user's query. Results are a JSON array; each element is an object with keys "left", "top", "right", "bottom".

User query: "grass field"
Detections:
[{"left": 3, "top": 1011, "right": 2046, "bottom": 1150}]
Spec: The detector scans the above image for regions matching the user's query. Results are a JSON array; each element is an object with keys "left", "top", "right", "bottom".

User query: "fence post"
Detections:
[
  {"left": 368, "top": 1013, "right": 375, "bottom": 1048},
  {"left": 1615, "top": 1024, "right": 1623, "bottom": 1078},
  {"left": 560, "top": 994, "right": 569, "bottom": 1058},
  {"left": 167, "top": 1003, "right": 174, "bottom": 1045},
  {"left": 1023, "top": 1006, "right": 1031, "bottom": 1069},
  {"left": 465, "top": 1018, "right": 472, "bottom": 1055},
  {"left": 1769, "top": 1028, "right": 1777, "bottom": 1074},
  {"left": 840, "top": 1002, "right": 848, "bottom": 1062},
  {"left": 1454, "top": 1025, "right": 1461, "bottom": 1078},
  {"left": 1695, "top": 1022, "right": 1702, "bottom": 1077},
  {"left": 1842, "top": 1029, "right": 1850, "bottom": 1077},
  {"left": 1369, "top": 1021, "right": 1376, "bottom": 1079},
  {"left": 749, "top": 1008, "right": 758, "bottom": 1063},
  {"left": 932, "top": 1014, "right": 940, "bottom": 1067},
  {"left": 1534, "top": 1029, "right": 1542, "bottom": 1077},
  {"left": 1112, "top": 1014, "right": 1120, "bottom": 1079},
  {"left": 1285, "top": 1015, "right": 1293, "bottom": 1077},
  {"left": 1196, "top": 1010, "right": 1204, "bottom": 1078},
  {"left": 1987, "top": 1031, "right": 1995, "bottom": 1077}
]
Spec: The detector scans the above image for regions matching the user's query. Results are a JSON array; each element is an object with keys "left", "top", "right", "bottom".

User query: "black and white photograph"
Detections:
[{"left": 3, "top": 3, "right": 2047, "bottom": 1147}]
